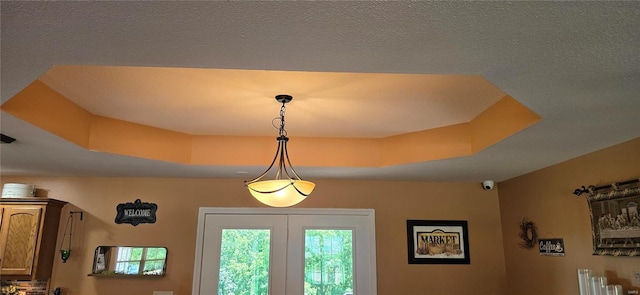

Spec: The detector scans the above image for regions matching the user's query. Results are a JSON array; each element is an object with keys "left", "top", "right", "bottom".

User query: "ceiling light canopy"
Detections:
[{"left": 244, "top": 95, "right": 315, "bottom": 207}]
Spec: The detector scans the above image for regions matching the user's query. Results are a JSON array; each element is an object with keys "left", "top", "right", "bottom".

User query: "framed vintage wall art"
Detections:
[
  {"left": 587, "top": 185, "right": 640, "bottom": 256},
  {"left": 406, "top": 219, "right": 470, "bottom": 264}
]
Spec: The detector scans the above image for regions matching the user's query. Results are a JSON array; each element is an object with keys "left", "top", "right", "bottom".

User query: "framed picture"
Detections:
[
  {"left": 587, "top": 186, "right": 640, "bottom": 256},
  {"left": 406, "top": 220, "right": 470, "bottom": 264}
]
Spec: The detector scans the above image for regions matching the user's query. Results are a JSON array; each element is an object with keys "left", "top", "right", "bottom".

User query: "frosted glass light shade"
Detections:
[{"left": 247, "top": 180, "right": 315, "bottom": 207}]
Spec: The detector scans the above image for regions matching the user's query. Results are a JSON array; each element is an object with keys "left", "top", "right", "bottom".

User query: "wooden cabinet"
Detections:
[{"left": 0, "top": 198, "right": 67, "bottom": 280}]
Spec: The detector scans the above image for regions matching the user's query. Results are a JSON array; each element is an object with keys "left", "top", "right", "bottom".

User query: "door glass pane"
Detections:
[
  {"left": 304, "top": 229, "right": 354, "bottom": 295},
  {"left": 219, "top": 229, "right": 271, "bottom": 295}
]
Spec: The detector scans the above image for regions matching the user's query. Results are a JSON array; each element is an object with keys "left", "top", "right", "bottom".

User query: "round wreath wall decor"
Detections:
[{"left": 518, "top": 218, "right": 538, "bottom": 249}]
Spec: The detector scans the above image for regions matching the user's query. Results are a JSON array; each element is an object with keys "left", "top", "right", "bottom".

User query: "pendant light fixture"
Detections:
[{"left": 244, "top": 94, "right": 315, "bottom": 207}]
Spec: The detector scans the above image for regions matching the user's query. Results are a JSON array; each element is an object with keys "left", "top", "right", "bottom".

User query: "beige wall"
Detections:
[
  {"left": 499, "top": 137, "right": 640, "bottom": 295},
  {"left": 5, "top": 137, "right": 639, "bottom": 295},
  {"left": 0, "top": 177, "right": 507, "bottom": 295}
]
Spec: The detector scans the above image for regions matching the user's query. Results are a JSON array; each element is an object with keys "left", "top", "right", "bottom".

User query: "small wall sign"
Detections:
[
  {"left": 115, "top": 199, "right": 157, "bottom": 226},
  {"left": 538, "top": 238, "right": 565, "bottom": 256}
]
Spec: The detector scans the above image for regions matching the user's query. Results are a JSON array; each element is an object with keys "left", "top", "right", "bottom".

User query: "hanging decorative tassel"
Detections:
[{"left": 60, "top": 211, "right": 83, "bottom": 263}]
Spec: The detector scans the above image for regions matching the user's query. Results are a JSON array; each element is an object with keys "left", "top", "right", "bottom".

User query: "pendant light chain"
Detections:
[
  {"left": 62, "top": 212, "right": 73, "bottom": 249},
  {"left": 277, "top": 101, "right": 289, "bottom": 180},
  {"left": 279, "top": 102, "right": 287, "bottom": 138},
  {"left": 60, "top": 212, "right": 74, "bottom": 263},
  {"left": 60, "top": 211, "right": 83, "bottom": 263}
]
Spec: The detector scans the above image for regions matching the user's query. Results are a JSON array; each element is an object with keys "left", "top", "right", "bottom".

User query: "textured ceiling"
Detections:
[{"left": 1, "top": 1, "right": 640, "bottom": 183}]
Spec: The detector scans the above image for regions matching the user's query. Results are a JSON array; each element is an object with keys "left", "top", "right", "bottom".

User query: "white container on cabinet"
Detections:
[{"left": 1, "top": 183, "right": 36, "bottom": 198}]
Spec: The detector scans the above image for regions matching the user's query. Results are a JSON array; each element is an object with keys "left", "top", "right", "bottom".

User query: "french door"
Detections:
[{"left": 191, "top": 208, "right": 377, "bottom": 295}]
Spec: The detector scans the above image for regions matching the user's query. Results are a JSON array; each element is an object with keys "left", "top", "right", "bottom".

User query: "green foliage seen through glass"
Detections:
[
  {"left": 130, "top": 248, "right": 143, "bottom": 260},
  {"left": 304, "top": 230, "right": 354, "bottom": 295},
  {"left": 219, "top": 229, "right": 271, "bottom": 295}
]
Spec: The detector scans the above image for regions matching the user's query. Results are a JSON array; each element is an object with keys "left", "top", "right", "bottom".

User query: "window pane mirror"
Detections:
[{"left": 90, "top": 246, "right": 167, "bottom": 276}]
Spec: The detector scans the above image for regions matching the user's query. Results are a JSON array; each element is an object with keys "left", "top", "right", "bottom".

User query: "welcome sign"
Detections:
[{"left": 115, "top": 199, "right": 157, "bottom": 226}]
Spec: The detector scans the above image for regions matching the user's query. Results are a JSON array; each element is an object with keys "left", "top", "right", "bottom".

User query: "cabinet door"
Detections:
[
  {"left": 0, "top": 206, "right": 43, "bottom": 275},
  {"left": 0, "top": 206, "right": 2, "bottom": 270}
]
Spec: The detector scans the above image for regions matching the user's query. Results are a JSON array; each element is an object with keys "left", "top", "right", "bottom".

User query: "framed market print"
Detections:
[{"left": 406, "top": 219, "right": 470, "bottom": 264}]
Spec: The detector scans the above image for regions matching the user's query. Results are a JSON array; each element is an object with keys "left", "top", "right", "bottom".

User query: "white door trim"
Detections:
[{"left": 191, "top": 207, "right": 377, "bottom": 295}]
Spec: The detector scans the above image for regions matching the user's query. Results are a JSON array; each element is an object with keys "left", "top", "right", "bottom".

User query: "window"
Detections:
[
  {"left": 304, "top": 229, "right": 354, "bottom": 295},
  {"left": 218, "top": 229, "right": 271, "bottom": 294}
]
